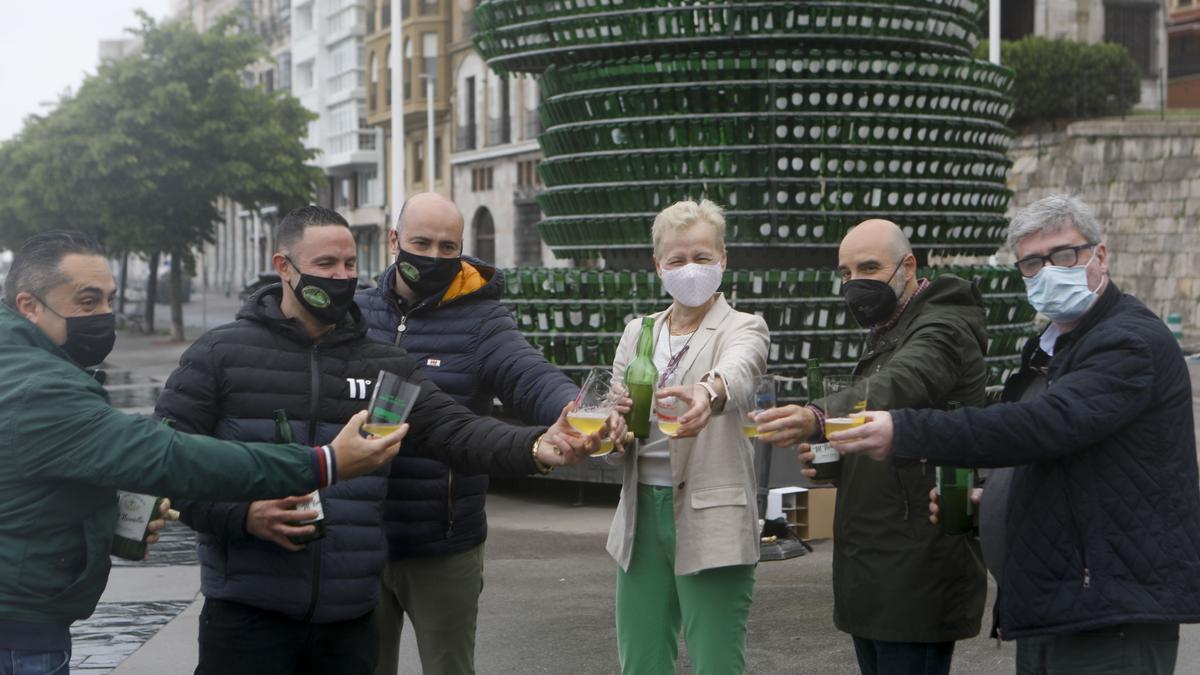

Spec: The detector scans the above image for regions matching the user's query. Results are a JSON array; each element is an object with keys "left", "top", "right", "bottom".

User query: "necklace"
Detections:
[{"left": 659, "top": 312, "right": 698, "bottom": 386}]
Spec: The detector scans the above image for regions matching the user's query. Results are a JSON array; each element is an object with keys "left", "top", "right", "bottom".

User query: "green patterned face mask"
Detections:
[{"left": 285, "top": 256, "right": 358, "bottom": 325}]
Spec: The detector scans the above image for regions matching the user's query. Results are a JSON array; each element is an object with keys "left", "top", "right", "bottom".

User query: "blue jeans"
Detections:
[
  {"left": 0, "top": 650, "right": 70, "bottom": 675},
  {"left": 851, "top": 637, "right": 954, "bottom": 675}
]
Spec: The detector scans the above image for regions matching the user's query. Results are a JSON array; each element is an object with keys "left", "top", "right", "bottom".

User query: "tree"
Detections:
[{"left": 0, "top": 11, "right": 320, "bottom": 339}]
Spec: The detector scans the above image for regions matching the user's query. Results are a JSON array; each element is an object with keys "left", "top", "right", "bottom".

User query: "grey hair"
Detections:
[{"left": 1006, "top": 195, "right": 1103, "bottom": 252}]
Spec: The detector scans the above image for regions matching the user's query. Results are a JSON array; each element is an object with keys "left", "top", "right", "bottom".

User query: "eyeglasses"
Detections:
[{"left": 1013, "top": 244, "right": 1093, "bottom": 278}]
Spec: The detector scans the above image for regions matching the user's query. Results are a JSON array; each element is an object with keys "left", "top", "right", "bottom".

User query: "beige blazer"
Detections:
[{"left": 606, "top": 294, "right": 770, "bottom": 576}]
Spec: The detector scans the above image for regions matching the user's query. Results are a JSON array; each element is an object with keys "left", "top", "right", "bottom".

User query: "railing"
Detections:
[
  {"left": 327, "top": 129, "right": 379, "bottom": 155},
  {"left": 327, "top": 69, "right": 365, "bottom": 94},
  {"left": 524, "top": 114, "right": 543, "bottom": 140},
  {"left": 457, "top": 123, "right": 478, "bottom": 152},
  {"left": 487, "top": 115, "right": 512, "bottom": 146}
]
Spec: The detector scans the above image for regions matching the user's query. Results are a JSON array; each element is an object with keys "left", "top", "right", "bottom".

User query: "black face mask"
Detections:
[
  {"left": 285, "top": 257, "right": 358, "bottom": 326},
  {"left": 843, "top": 264, "right": 905, "bottom": 328},
  {"left": 34, "top": 296, "right": 117, "bottom": 367},
  {"left": 395, "top": 249, "right": 462, "bottom": 299}
]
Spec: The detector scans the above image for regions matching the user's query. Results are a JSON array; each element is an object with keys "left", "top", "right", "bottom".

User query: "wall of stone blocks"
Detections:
[{"left": 1007, "top": 119, "right": 1200, "bottom": 349}]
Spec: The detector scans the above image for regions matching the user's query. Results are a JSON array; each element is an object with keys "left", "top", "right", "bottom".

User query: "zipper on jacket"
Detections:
[
  {"left": 302, "top": 345, "right": 323, "bottom": 622},
  {"left": 445, "top": 469, "right": 456, "bottom": 538},
  {"left": 394, "top": 313, "right": 408, "bottom": 347},
  {"left": 890, "top": 465, "right": 911, "bottom": 523}
]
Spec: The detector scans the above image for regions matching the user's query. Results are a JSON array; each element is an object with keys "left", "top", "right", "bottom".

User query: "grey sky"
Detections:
[{"left": 0, "top": 1, "right": 173, "bottom": 142}]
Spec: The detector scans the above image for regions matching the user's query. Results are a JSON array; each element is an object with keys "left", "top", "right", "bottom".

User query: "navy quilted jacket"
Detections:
[
  {"left": 159, "top": 287, "right": 545, "bottom": 622},
  {"left": 356, "top": 260, "right": 578, "bottom": 559},
  {"left": 891, "top": 282, "right": 1200, "bottom": 639}
]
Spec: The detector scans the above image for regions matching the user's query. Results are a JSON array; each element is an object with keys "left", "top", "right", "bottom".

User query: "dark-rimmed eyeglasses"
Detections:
[{"left": 1013, "top": 244, "right": 1093, "bottom": 278}]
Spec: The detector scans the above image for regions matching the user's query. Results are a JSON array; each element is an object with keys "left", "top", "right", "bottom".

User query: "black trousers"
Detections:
[
  {"left": 196, "top": 598, "right": 378, "bottom": 675},
  {"left": 852, "top": 636, "right": 955, "bottom": 675},
  {"left": 1016, "top": 623, "right": 1180, "bottom": 675}
]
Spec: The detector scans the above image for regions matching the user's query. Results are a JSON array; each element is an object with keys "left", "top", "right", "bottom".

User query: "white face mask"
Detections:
[
  {"left": 1023, "top": 254, "right": 1098, "bottom": 322},
  {"left": 660, "top": 262, "right": 724, "bottom": 307}
]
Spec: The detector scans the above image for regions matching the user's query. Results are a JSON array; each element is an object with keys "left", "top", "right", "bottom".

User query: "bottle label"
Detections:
[
  {"left": 811, "top": 443, "right": 839, "bottom": 464},
  {"left": 295, "top": 491, "right": 325, "bottom": 524},
  {"left": 114, "top": 491, "right": 158, "bottom": 540}
]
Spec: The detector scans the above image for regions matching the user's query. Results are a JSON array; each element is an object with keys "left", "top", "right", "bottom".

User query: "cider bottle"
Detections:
[
  {"left": 624, "top": 317, "right": 658, "bottom": 439},
  {"left": 112, "top": 418, "right": 172, "bottom": 560},
  {"left": 274, "top": 409, "right": 326, "bottom": 545}
]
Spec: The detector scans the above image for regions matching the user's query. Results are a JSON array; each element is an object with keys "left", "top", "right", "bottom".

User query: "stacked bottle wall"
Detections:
[{"left": 476, "top": 0, "right": 1033, "bottom": 404}]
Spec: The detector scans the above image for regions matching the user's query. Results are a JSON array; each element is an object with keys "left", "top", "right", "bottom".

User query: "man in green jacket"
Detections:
[
  {"left": 0, "top": 230, "right": 412, "bottom": 670},
  {"left": 756, "top": 219, "right": 987, "bottom": 674}
]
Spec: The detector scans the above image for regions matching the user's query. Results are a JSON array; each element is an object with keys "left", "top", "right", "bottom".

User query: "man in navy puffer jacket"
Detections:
[
  {"left": 159, "top": 205, "right": 597, "bottom": 675},
  {"left": 831, "top": 196, "right": 1200, "bottom": 675},
  {"left": 357, "top": 193, "right": 579, "bottom": 675}
]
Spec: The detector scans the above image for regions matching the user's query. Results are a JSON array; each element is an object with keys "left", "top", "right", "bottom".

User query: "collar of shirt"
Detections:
[
  {"left": 1039, "top": 323, "right": 1062, "bottom": 357},
  {"left": 869, "top": 277, "right": 931, "bottom": 339}
]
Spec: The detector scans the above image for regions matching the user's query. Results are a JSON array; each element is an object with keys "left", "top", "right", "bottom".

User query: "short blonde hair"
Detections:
[{"left": 651, "top": 199, "right": 727, "bottom": 259}]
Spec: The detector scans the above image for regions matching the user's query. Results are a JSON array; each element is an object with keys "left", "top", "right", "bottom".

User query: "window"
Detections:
[
  {"left": 434, "top": 136, "right": 442, "bottom": 180},
  {"left": 334, "top": 177, "right": 352, "bottom": 210},
  {"left": 382, "top": 0, "right": 390, "bottom": 27},
  {"left": 353, "top": 226, "right": 380, "bottom": 281},
  {"left": 471, "top": 166, "right": 493, "bottom": 192},
  {"left": 420, "top": 0, "right": 438, "bottom": 15},
  {"left": 517, "top": 159, "right": 541, "bottom": 187},
  {"left": 296, "top": 2, "right": 314, "bottom": 32},
  {"left": 367, "top": 0, "right": 376, "bottom": 32},
  {"left": 385, "top": 45, "right": 392, "bottom": 103},
  {"left": 1105, "top": 3, "right": 1156, "bottom": 75},
  {"left": 514, "top": 200, "right": 543, "bottom": 266},
  {"left": 277, "top": 52, "right": 292, "bottom": 92},
  {"left": 297, "top": 60, "right": 315, "bottom": 91},
  {"left": 413, "top": 141, "right": 424, "bottom": 186},
  {"left": 404, "top": 39, "right": 413, "bottom": 100},
  {"left": 1169, "top": 30, "right": 1200, "bottom": 78},
  {"left": 473, "top": 208, "right": 495, "bottom": 263},
  {"left": 368, "top": 53, "right": 378, "bottom": 112},
  {"left": 421, "top": 32, "right": 438, "bottom": 97},
  {"left": 357, "top": 170, "right": 381, "bottom": 206},
  {"left": 498, "top": 77, "right": 511, "bottom": 144},
  {"left": 261, "top": 68, "right": 275, "bottom": 92},
  {"left": 461, "top": 76, "right": 477, "bottom": 150}
]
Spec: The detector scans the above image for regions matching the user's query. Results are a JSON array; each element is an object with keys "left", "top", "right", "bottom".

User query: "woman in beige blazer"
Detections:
[{"left": 607, "top": 199, "right": 770, "bottom": 675}]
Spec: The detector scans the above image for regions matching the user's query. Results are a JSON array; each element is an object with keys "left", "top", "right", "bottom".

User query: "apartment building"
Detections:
[
  {"left": 994, "top": 0, "right": 1168, "bottom": 109},
  {"left": 1169, "top": 0, "right": 1200, "bottom": 106}
]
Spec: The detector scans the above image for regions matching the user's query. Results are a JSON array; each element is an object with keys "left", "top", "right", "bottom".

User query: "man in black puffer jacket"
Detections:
[
  {"left": 832, "top": 196, "right": 1200, "bottom": 675},
  {"left": 356, "top": 193, "right": 580, "bottom": 675},
  {"left": 158, "top": 206, "right": 601, "bottom": 675}
]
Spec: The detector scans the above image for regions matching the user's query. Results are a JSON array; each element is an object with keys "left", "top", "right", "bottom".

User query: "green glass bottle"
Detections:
[
  {"left": 112, "top": 418, "right": 173, "bottom": 561},
  {"left": 937, "top": 401, "right": 974, "bottom": 535},
  {"left": 806, "top": 359, "right": 840, "bottom": 483},
  {"left": 624, "top": 317, "right": 658, "bottom": 439},
  {"left": 275, "top": 409, "right": 326, "bottom": 545}
]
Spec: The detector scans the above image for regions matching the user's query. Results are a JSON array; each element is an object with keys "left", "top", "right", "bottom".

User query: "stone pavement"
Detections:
[{"left": 71, "top": 291, "right": 1200, "bottom": 674}]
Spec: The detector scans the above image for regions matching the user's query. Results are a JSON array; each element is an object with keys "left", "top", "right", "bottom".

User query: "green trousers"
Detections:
[{"left": 616, "top": 484, "right": 757, "bottom": 675}]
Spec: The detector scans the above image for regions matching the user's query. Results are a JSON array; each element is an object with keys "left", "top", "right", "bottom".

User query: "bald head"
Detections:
[
  {"left": 838, "top": 218, "right": 918, "bottom": 300},
  {"left": 842, "top": 219, "right": 912, "bottom": 261},
  {"left": 395, "top": 192, "right": 464, "bottom": 235}
]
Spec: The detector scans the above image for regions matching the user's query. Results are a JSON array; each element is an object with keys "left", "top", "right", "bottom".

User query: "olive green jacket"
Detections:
[
  {"left": 0, "top": 302, "right": 323, "bottom": 627},
  {"left": 831, "top": 275, "right": 988, "bottom": 643}
]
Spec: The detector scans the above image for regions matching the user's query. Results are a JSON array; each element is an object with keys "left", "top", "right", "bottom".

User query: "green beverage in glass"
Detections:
[{"left": 624, "top": 317, "right": 658, "bottom": 439}]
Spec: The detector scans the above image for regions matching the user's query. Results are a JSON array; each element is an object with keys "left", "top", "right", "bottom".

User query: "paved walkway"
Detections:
[{"left": 73, "top": 293, "right": 1200, "bottom": 674}]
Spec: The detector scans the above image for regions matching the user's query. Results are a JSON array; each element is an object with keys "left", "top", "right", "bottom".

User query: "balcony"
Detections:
[
  {"left": 524, "top": 114, "right": 543, "bottom": 140},
  {"left": 487, "top": 115, "right": 512, "bottom": 146},
  {"left": 323, "top": 128, "right": 382, "bottom": 173},
  {"left": 456, "top": 123, "right": 478, "bottom": 152}
]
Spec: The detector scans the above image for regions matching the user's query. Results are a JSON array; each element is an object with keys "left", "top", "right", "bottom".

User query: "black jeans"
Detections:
[
  {"left": 196, "top": 598, "right": 378, "bottom": 675},
  {"left": 851, "top": 637, "right": 955, "bottom": 675},
  {"left": 1016, "top": 623, "right": 1180, "bottom": 675}
]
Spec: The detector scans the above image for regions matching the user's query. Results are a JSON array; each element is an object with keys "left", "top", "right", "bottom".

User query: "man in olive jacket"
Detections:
[
  {"left": 758, "top": 219, "right": 987, "bottom": 674},
  {"left": 0, "top": 231, "right": 405, "bottom": 668}
]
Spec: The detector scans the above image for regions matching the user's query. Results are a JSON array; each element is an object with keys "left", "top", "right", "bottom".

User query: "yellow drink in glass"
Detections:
[
  {"left": 362, "top": 423, "right": 405, "bottom": 437},
  {"left": 658, "top": 420, "right": 681, "bottom": 436},
  {"left": 824, "top": 416, "right": 866, "bottom": 436},
  {"left": 569, "top": 410, "right": 614, "bottom": 457}
]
